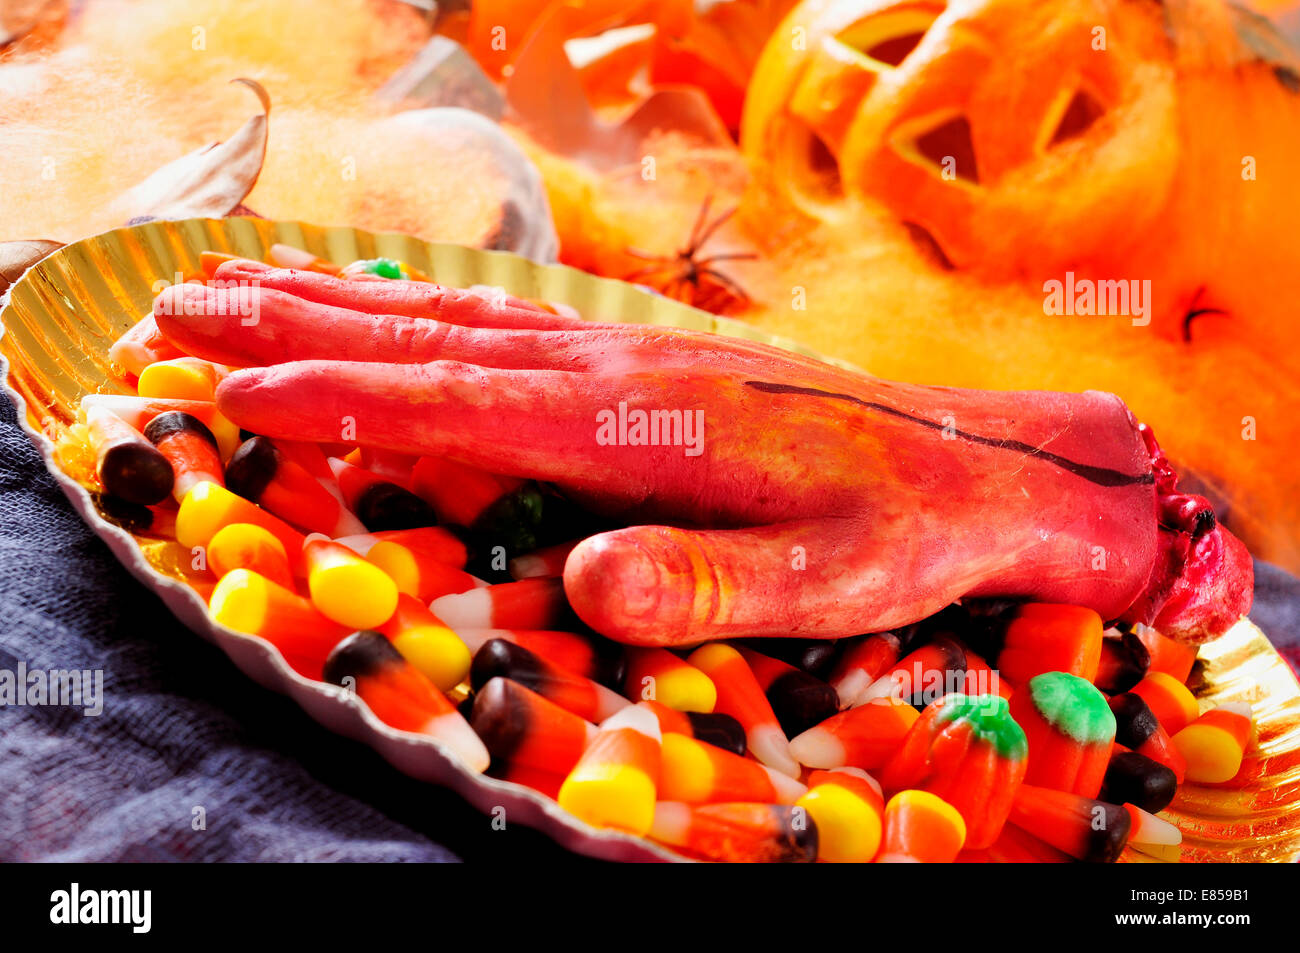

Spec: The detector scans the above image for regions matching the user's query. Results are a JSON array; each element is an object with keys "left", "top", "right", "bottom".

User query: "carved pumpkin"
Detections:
[{"left": 742, "top": 0, "right": 1300, "bottom": 338}]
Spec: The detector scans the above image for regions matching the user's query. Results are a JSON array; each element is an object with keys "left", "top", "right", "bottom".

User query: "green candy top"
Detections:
[
  {"left": 363, "top": 258, "right": 405, "bottom": 279},
  {"left": 1027, "top": 672, "right": 1116, "bottom": 744},
  {"left": 934, "top": 694, "right": 1028, "bottom": 761}
]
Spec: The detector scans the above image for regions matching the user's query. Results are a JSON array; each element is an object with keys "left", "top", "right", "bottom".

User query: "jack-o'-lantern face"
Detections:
[{"left": 742, "top": 0, "right": 1180, "bottom": 272}]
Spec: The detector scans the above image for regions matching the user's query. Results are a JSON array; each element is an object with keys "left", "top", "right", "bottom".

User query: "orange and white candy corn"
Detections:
[
  {"left": 659, "top": 732, "right": 806, "bottom": 805},
  {"left": 1172, "top": 702, "right": 1252, "bottom": 784},
  {"left": 688, "top": 642, "right": 798, "bottom": 777},
  {"left": 877, "top": 790, "right": 966, "bottom": 863},
  {"left": 558, "top": 703, "right": 662, "bottom": 836}
]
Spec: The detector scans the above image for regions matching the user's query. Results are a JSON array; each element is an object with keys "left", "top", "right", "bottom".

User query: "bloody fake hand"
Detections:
[{"left": 155, "top": 259, "right": 1253, "bottom": 647}]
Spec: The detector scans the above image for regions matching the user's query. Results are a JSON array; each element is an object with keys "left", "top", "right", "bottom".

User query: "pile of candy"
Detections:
[{"left": 55, "top": 249, "right": 1255, "bottom": 863}]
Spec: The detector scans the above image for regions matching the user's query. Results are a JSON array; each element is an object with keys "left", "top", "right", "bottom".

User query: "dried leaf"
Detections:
[
  {"left": 0, "top": 239, "right": 63, "bottom": 297},
  {"left": 506, "top": 12, "right": 731, "bottom": 170},
  {"left": 107, "top": 78, "right": 271, "bottom": 224}
]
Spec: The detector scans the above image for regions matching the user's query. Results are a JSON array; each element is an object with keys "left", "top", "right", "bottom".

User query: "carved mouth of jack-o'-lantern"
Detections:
[{"left": 743, "top": 0, "right": 1180, "bottom": 275}]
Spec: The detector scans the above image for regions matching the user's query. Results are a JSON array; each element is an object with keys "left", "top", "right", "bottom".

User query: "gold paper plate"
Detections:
[{"left": 3, "top": 217, "right": 1298, "bottom": 863}]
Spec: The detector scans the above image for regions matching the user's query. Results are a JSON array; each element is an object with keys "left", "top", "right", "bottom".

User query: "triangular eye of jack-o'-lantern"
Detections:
[{"left": 743, "top": 0, "right": 1182, "bottom": 276}]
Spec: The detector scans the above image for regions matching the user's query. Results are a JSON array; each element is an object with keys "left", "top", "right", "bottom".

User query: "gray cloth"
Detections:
[{"left": 1248, "top": 561, "right": 1300, "bottom": 674}]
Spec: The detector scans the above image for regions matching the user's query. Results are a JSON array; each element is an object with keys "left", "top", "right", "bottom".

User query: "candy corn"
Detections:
[
  {"left": 93, "top": 495, "right": 177, "bottom": 538},
  {"left": 110, "top": 313, "right": 186, "bottom": 376},
  {"left": 469, "top": 639, "right": 628, "bottom": 723},
  {"left": 336, "top": 526, "right": 468, "bottom": 569},
  {"left": 263, "top": 246, "right": 337, "bottom": 274},
  {"left": 642, "top": 700, "right": 747, "bottom": 757},
  {"left": 1123, "top": 803, "right": 1183, "bottom": 850},
  {"left": 356, "top": 447, "right": 418, "bottom": 489},
  {"left": 741, "top": 637, "right": 840, "bottom": 680},
  {"left": 375, "top": 550, "right": 484, "bottom": 603},
  {"left": 338, "top": 530, "right": 480, "bottom": 603},
  {"left": 377, "top": 594, "right": 471, "bottom": 692},
  {"left": 963, "top": 820, "right": 1073, "bottom": 863},
  {"left": 328, "top": 456, "right": 436, "bottom": 531},
  {"left": 301, "top": 535, "right": 400, "bottom": 630},
  {"left": 1132, "top": 622, "right": 1198, "bottom": 683},
  {"left": 176, "top": 481, "right": 306, "bottom": 559},
  {"left": 82, "top": 394, "right": 239, "bottom": 460},
  {"left": 410, "top": 456, "right": 526, "bottom": 525},
  {"left": 1131, "top": 672, "right": 1200, "bottom": 737},
  {"left": 411, "top": 456, "right": 545, "bottom": 553},
  {"left": 143, "top": 411, "right": 223, "bottom": 502},
  {"left": 489, "top": 762, "right": 568, "bottom": 799},
  {"left": 431, "top": 577, "right": 569, "bottom": 631},
  {"left": 226, "top": 437, "right": 366, "bottom": 538},
  {"left": 1095, "top": 629, "right": 1151, "bottom": 695},
  {"left": 1100, "top": 750, "right": 1178, "bottom": 813},
  {"left": 659, "top": 732, "right": 806, "bottom": 805},
  {"left": 796, "top": 767, "right": 884, "bottom": 863},
  {"left": 994, "top": 604, "right": 1103, "bottom": 685},
  {"left": 509, "top": 539, "right": 582, "bottom": 579},
  {"left": 1009, "top": 672, "right": 1115, "bottom": 797},
  {"left": 558, "top": 704, "right": 661, "bottom": 835},
  {"left": 828, "top": 632, "right": 901, "bottom": 708},
  {"left": 624, "top": 646, "right": 717, "bottom": 712},
  {"left": 1172, "top": 703, "right": 1252, "bottom": 784},
  {"left": 789, "top": 697, "right": 920, "bottom": 770},
  {"left": 1007, "top": 784, "right": 1131, "bottom": 863},
  {"left": 877, "top": 790, "right": 966, "bottom": 863},
  {"left": 859, "top": 635, "right": 967, "bottom": 705},
  {"left": 270, "top": 438, "right": 342, "bottom": 485},
  {"left": 85, "top": 404, "right": 174, "bottom": 505},
  {"left": 197, "top": 251, "right": 243, "bottom": 275},
  {"left": 649, "top": 803, "right": 818, "bottom": 863},
  {"left": 209, "top": 569, "right": 349, "bottom": 677},
  {"left": 879, "top": 693, "right": 1027, "bottom": 849},
  {"left": 1109, "top": 692, "right": 1187, "bottom": 782},
  {"left": 737, "top": 646, "right": 839, "bottom": 737},
  {"left": 323, "top": 631, "right": 488, "bottom": 772},
  {"left": 470, "top": 677, "right": 595, "bottom": 775},
  {"left": 456, "top": 628, "right": 625, "bottom": 687},
  {"left": 207, "top": 522, "right": 294, "bottom": 589},
  {"left": 688, "top": 643, "right": 800, "bottom": 778},
  {"left": 137, "top": 356, "right": 229, "bottom": 402},
  {"left": 958, "top": 644, "right": 1010, "bottom": 699}
]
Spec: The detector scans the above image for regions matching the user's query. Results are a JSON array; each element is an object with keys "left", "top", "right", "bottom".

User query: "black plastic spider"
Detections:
[{"left": 624, "top": 195, "right": 757, "bottom": 312}]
